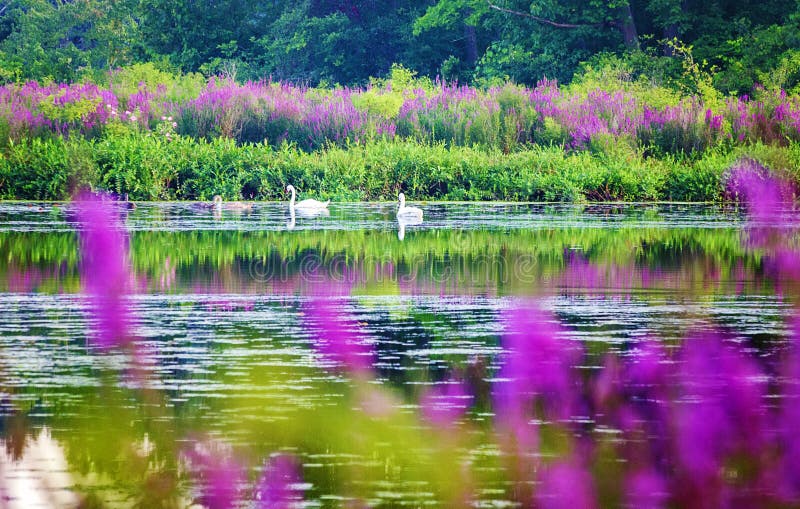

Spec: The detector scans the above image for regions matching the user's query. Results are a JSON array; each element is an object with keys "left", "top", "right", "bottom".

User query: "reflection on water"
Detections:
[
  {"left": 0, "top": 201, "right": 750, "bottom": 233},
  {"left": 0, "top": 201, "right": 798, "bottom": 507},
  {"left": 0, "top": 429, "right": 79, "bottom": 509}
]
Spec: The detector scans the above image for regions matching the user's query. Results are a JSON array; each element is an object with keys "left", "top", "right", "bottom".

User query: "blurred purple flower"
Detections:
[
  {"left": 723, "top": 159, "right": 793, "bottom": 223},
  {"left": 419, "top": 378, "right": 473, "bottom": 428},
  {"left": 185, "top": 441, "right": 244, "bottom": 509},
  {"left": 672, "top": 330, "right": 767, "bottom": 503},
  {"left": 624, "top": 468, "right": 668, "bottom": 509},
  {"left": 777, "top": 317, "right": 800, "bottom": 502},
  {"left": 493, "top": 305, "right": 581, "bottom": 424},
  {"left": 75, "top": 192, "right": 135, "bottom": 349},
  {"left": 256, "top": 453, "right": 304, "bottom": 509},
  {"left": 536, "top": 459, "right": 598, "bottom": 509},
  {"left": 304, "top": 298, "right": 375, "bottom": 377}
]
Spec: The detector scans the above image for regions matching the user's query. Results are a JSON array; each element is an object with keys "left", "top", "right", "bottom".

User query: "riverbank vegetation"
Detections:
[
  {"left": 0, "top": 65, "right": 799, "bottom": 202},
  {"left": 0, "top": 1, "right": 799, "bottom": 201}
]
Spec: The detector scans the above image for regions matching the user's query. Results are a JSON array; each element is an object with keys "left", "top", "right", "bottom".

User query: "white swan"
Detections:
[
  {"left": 396, "top": 193, "right": 423, "bottom": 220},
  {"left": 287, "top": 185, "right": 329, "bottom": 213}
]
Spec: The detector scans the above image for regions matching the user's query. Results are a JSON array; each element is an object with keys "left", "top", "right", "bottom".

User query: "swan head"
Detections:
[
  {"left": 212, "top": 195, "right": 222, "bottom": 204},
  {"left": 286, "top": 185, "right": 295, "bottom": 193}
]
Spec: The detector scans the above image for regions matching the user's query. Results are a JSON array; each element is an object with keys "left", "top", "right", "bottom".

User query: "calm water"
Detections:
[{"left": 0, "top": 201, "right": 793, "bottom": 508}]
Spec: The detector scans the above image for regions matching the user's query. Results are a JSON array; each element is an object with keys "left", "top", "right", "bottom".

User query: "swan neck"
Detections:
[{"left": 289, "top": 187, "right": 296, "bottom": 207}]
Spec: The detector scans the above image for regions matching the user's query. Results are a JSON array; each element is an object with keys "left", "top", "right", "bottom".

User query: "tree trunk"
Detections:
[
  {"left": 464, "top": 22, "right": 478, "bottom": 65},
  {"left": 617, "top": 3, "right": 639, "bottom": 50}
]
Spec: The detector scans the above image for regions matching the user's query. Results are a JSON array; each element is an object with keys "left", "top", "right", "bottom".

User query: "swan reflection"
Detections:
[
  {"left": 397, "top": 215, "right": 423, "bottom": 240},
  {"left": 287, "top": 207, "right": 330, "bottom": 230}
]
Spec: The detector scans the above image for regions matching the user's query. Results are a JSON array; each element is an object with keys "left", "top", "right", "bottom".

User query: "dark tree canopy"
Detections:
[{"left": 0, "top": 0, "right": 796, "bottom": 93}]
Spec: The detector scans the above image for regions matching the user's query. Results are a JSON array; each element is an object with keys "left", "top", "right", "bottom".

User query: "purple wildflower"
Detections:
[
  {"left": 256, "top": 454, "right": 304, "bottom": 509},
  {"left": 536, "top": 458, "right": 598, "bottom": 509},
  {"left": 185, "top": 441, "right": 244, "bottom": 509},
  {"left": 672, "top": 330, "right": 767, "bottom": 505},
  {"left": 419, "top": 378, "right": 473, "bottom": 428},
  {"left": 624, "top": 468, "right": 668, "bottom": 509},
  {"left": 304, "top": 298, "right": 376, "bottom": 378},
  {"left": 75, "top": 192, "right": 135, "bottom": 349},
  {"left": 493, "top": 305, "right": 581, "bottom": 424}
]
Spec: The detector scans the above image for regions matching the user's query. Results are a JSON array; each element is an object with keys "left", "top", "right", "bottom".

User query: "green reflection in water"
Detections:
[{"left": 0, "top": 227, "right": 768, "bottom": 296}]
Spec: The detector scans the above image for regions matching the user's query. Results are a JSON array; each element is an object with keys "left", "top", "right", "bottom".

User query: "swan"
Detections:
[
  {"left": 396, "top": 193, "right": 423, "bottom": 220},
  {"left": 287, "top": 185, "right": 329, "bottom": 212}
]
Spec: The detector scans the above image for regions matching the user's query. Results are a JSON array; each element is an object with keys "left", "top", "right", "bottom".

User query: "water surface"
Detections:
[{"left": 0, "top": 201, "right": 792, "bottom": 508}]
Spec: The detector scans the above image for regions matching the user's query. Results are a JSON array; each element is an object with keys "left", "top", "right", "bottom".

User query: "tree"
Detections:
[{"left": 0, "top": 0, "right": 141, "bottom": 82}]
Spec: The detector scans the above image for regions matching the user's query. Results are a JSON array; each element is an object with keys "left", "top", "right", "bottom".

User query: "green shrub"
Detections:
[
  {"left": 96, "top": 132, "right": 178, "bottom": 200},
  {"left": 4, "top": 137, "right": 98, "bottom": 200},
  {"left": 4, "top": 130, "right": 793, "bottom": 203},
  {"left": 108, "top": 63, "right": 205, "bottom": 104}
]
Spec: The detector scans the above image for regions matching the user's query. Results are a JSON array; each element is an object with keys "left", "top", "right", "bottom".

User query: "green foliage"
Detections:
[
  {"left": 5, "top": 130, "right": 792, "bottom": 203},
  {"left": 0, "top": 0, "right": 797, "bottom": 94},
  {"left": 38, "top": 93, "right": 101, "bottom": 124},
  {"left": 667, "top": 39, "right": 723, "bottom": 109},
  {"left": 352, "top": 89, "right": 405, "bottom": 119},
  {"left": 0, "top": 0, "right": 141, "bottom": 83},
  {"left": 571, "top": 52, "right": 682, "bottom": 108},
  {"left": 108, "top": 63, "right": 205, "bottom": 104},
  {"left": 2, "top": 137, "right": 97, "bottom": 200},
  {"left": 352, "top": 65, "right": 428, "bottom": 119},
  {"left": 758, "top": 49, "right": 800, "bottom": 94}
]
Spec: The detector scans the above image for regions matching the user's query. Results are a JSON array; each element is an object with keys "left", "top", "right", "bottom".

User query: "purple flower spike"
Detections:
[
  {"left": 420, "top": 378, "right": 473, "bottom": 428},
  {"left": 494, "top": 305, "right": 580, "bottom": 423},
  {"left": 305, "top": 298, "right": 376, "bottom": 378},
  {"left": 673, "top": 330, "right": 767, "bottom": 504},
  {"left": 624, "top": 468, "right": 668, "bottom": 509},
  {"left": 723, "top": 158, "right": 794, "bottom": 228},
  {"left": 75, "top": 192, "right": 135, "bottom": 349},
  {"left": 186, "top": 442, "right": 244, "bottom": 509},
  {"left": 257, "top": 454, "right": 304, "bottom": 509},
  {"left": 536, "top": 459, "right": 598, "bottom": 509}
]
